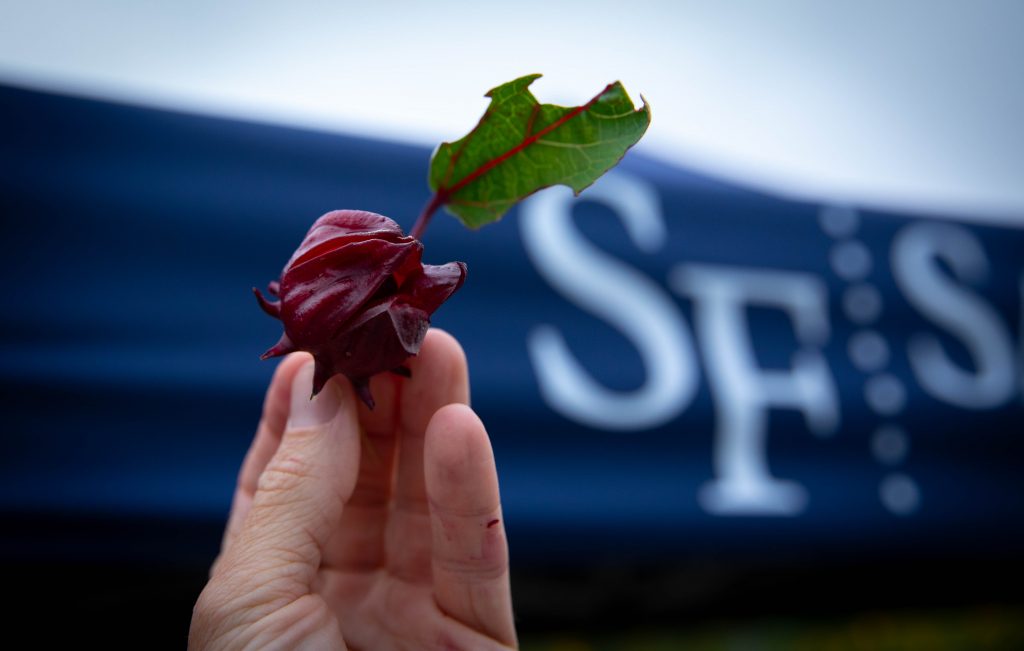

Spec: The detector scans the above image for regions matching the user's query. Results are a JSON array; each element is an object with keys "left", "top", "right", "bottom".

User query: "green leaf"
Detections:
[{"left": 429, "top": 74, "right": 651, "bottom": 229}]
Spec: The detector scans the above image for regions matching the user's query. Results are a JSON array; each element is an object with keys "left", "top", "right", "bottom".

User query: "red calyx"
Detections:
[{"left": 254, "top": 210, "right": 466, "bottom": 408}]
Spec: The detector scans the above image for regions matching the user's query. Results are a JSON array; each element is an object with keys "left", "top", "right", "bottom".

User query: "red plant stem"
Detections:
[
  {"left": 409, "top": 82, "right": 616, "bottom": 241},
  {"left": 410, "top": 190, "right": 447, "bottom": 240}
]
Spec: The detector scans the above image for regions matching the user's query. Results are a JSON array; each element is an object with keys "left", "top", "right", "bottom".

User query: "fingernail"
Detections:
[{"left": 288, "top": 363, "right": 339, "bottom": 428}]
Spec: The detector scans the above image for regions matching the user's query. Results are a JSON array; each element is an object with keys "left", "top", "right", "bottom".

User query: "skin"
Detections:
[{"left": 190, "top": 330, "right": 517, "bottom": 650}]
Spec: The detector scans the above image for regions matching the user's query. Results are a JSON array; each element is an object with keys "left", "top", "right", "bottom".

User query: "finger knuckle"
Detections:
[
  {"left": 257, "top": 455, "right": 314, "bottom": 496},
  {"left": 435, "top": 554, "right": 508, "bottom": 583}
]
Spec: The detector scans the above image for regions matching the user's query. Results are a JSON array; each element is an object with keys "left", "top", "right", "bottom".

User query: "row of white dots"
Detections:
[{"left": 819, "top": 206, "right": 919, "bottom": 515}]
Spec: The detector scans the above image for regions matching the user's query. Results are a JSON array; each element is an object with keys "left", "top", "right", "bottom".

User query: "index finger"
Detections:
[
  {"left": 383, "top": 329, "right": 471, "bottom": 581},
  {"left": 321, "top": 329, "right": 469, "bottom": 576}
]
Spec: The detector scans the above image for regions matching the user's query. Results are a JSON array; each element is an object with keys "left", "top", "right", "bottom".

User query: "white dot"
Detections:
[
  {"left": 830, "top": 240, "right": 873, "bottom": 280},
  {"left": 818, "top": 206, "right": 860, "bottom": 239},
  {"left": 849, "top": 330, "right": 890, "bottom": 372},
  {"left": 872, "top": 426, "right": 909, "bottom": 464},
  {"left": 843, "top": 284, "right": 883, "bottom": 324},
  {"left": 879, "top": 473, "right": 921, "bottom": 515},
  {"left": 865, "top": 374, "right": 906, "bottom": 415}
]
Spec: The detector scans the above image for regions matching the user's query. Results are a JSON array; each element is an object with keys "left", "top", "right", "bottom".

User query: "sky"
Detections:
[{"left": 1, "top": 0, "right": 1022, "bottom": 225}]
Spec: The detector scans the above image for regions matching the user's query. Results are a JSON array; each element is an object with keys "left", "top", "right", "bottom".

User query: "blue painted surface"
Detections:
[{"left": 2, "top": 84, "right": 1022, "bottom": 566}]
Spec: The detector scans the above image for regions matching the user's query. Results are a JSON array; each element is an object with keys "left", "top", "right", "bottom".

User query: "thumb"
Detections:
[{"left": 231, "top": 361, "right": 361, "bottom": 581}]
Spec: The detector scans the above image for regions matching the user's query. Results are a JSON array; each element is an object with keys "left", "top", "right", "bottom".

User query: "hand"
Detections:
[{"left": 190, "top": 330, "right": 517, "bottom": 650}]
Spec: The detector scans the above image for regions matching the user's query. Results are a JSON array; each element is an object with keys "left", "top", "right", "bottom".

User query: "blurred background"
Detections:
[{"left": 2, "top": 1, "right": 1022, "bottom": 648}]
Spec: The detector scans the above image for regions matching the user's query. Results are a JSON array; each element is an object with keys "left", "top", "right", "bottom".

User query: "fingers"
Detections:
[
  {"left": 320, "top": 372, "right": 400, "bottom": 572},
  {"left": 425, "top": 404, "right": 516, "bottom": 648},
  {"left": 385, "top": 329, "right": 470, "bottom": 581},
  {"left": 220, "top": 352, "right": 311, "bottom": 558},
  {"left": 221, "top": 361, "right": 361, "bottom": 593}
]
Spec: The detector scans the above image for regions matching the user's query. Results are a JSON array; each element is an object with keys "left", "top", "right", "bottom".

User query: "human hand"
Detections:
[{"left": 190, "top": 330, "right": 516, "bottom": 650}]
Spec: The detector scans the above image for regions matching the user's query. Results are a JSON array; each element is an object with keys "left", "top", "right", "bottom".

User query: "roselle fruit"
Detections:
[
  {"left": 253, "top": 76, "right": 649, "bottom": 408},
  {"left": 254, "top": 210, "right": 466, "bottom": 408}
]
